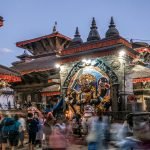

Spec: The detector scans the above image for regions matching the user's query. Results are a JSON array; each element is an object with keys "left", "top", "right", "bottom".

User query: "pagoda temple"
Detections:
[{"left": 11, "top": 17, "right": 150, "bottom": 116}]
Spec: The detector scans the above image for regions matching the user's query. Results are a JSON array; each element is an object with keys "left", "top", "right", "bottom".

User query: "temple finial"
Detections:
[
  {"left": 52, "top": 21, "right": 57, "bottom": 33},
  {"left": 91, "top": 17, "right": 97, "bottom": 29},
  {"left": 110, "top": 16, "right": 115, "bottom": 26},
  {"left": 74, "top": 27, "right": 80, "bottom": 37},
  {"left": 105, "top": 16, "right": 119, "bottom": 38},
  {"left": 87, "top": 17, "right": 100, "bottom": 42},
  {"left": 69, "top": 27, "right": 83, "bottom": 47}
]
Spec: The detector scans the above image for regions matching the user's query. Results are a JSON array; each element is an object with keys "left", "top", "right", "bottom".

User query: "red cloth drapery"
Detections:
[{"left": 0, "top": 74, "right": 21, "bottom": 82}]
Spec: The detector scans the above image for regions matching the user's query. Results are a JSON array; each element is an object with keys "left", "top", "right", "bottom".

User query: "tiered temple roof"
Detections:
[
  {"left": 0, "top": 65, "right": 21, "bottom": 82},
  {"left": 16, "top": 32, "right": 71, "bottom": 56},
  {"left": 12, "top": 17, "right": 139, "bottom": 75}
]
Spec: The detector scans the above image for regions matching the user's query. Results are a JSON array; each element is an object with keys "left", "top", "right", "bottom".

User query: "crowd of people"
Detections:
[
  {"left": 0, "top": 111, "right": 73, "bottom": 150},
  {"left": 0, "top": 110, "right": 149, "bottom": 150}
]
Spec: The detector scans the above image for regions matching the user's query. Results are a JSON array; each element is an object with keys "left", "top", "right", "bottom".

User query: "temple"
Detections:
[{"left": 2, "top": 17, "right": 149, "bottom": 116}]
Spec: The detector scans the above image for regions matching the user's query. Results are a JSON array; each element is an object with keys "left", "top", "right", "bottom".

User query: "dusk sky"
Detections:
[{"left": 0, "top": 0, "right": 150, "bottom": 66}]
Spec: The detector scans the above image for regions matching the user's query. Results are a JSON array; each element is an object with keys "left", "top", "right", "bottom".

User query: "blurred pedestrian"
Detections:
[
  {"left": 1, "top": 114, "right": 11, "bottom": 150},
  {"left": 102, "top": 114, "right": 110, "bottom": 150},
  {"left": 35, "top": 112, "right": 43, "bottom": 148},
  {"left": 2, "top": 114, "right": 21, "bottom": 150},
  {"left": 26, "top": 113, "right": 39, "bottom": 150},
  {"left": 49, "top": 117, "right": 67, "bottom": 150},
  {"left": 42, "top": 112, "right": 55, "bottom": 150},
  {"left": 86, "top": 112, "right": 99, "bottom": 150},
  {"left": 18, "top": 114, "right": 26, "bottom": 148},
  {"left": 117, "top": 119, "right": 137, "bottom": 150},
  {"left": 0, "top": 113, "right": 3, "bottom": 149},
  {"left": 117, "top": 119, "right": 129, "bottom": 141},
  {"left": 9, "top": 114, "right": 21, "bottom": 150}
]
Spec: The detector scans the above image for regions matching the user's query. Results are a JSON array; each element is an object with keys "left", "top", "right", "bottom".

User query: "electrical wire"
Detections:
[{"left": 125, "top": 37, "right": 150, "bottom": 42}]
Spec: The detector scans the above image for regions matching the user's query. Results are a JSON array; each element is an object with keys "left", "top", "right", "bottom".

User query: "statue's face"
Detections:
[
  {"left": 78, "top": 74, "right": 95, "bottom": 92},
  {"left": 81, "top": 83, "right": 91, "bottom": 92},
  {"left": 79, "top": 77, "right": 92, "bottom": 92}
]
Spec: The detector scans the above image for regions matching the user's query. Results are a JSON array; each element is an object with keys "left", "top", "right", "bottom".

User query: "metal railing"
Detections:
[{"left": 103, "top": 111, "right": 132, "bottom": 121}]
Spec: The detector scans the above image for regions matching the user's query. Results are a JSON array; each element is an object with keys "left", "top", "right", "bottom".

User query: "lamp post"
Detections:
[{"left": 119, "top": 51, "right": 126, "bottom": 111}]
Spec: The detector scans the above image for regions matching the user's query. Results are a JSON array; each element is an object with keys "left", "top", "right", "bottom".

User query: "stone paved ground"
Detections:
[
  {"left": 17, "top": 144, "right": 87, "bottom": 150},
  {"left": 17, "top": 144, "right": 117, "bottom": 150},
  {"left": 14, "top": 135, "right": 117, "bottom": 150}
]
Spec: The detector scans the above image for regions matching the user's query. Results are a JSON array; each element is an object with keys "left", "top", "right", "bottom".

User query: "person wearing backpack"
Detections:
[
  {"left": 26, "top": 113, "right": 39, "bottom": 150},
  {"left": 1, "top": 114, "right": 21, "bottom": 150},
  {"left": 1, "top": 114, "right": 12, "bottom": 150},
  {"left": 8, "top": 114, "right": 21, "bottom": 150},
  {"left": 0, "top": 113, "right": 4, "bottom": 149}
]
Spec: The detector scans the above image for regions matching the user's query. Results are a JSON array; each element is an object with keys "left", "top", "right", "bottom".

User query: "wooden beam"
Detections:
[
  {"left": 47, "top": 74, "right": 60, "bottom": 79},
  {"left": 40, "top": 40, "right": 49, "bottom": 53},
  {"left": 36, "top": 42, "right": 45, "bottom": 54},
  {"left": 25, "top": 43, "right": 36, "bottom": 55},
  {"left": 56, "top": 37, "right": 61, "bottom": 51},
  {"left": 43, "top": 39, "right": 52, "bottom": 52},
  {"left": 47, "top": 38, "right": 56, "bottom": 52},
  {"left": 36, "top": 72, "right": 49, "bottom": 79},
  {"left": 61, "top": 39, "right": 69, "bottom": 48},
  {"left": 21, "top": 74, "right": 33, "bottom": 84},
  {"left": 14, "top": 82, "right": 56, "bottom": 89}
]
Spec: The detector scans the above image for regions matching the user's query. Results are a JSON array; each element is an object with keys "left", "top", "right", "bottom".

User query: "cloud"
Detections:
[{"left": 0, "top": 48, "right": 13, "bottom": 53}]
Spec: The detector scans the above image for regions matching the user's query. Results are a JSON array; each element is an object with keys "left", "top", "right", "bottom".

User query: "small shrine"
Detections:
[{"left": 0, "top": 65, "right": 21, "bottom": 109}]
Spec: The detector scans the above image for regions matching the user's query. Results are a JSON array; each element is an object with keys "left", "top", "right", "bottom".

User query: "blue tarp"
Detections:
[
  {"left": 45, "top": 98, "right": 64, "bottom": 113},
  {"left": 53, "top": 97, "right": 64, "bottom": 111}
]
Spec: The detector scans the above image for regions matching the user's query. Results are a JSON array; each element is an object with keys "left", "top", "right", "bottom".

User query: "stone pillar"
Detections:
[{"left": 111, "top": 83, "right": 119, "bottom": 112}]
